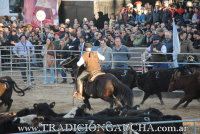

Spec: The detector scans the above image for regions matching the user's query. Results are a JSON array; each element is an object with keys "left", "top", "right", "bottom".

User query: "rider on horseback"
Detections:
[{"left": 73, "top": 43, "right": 105, "bottom": 100}]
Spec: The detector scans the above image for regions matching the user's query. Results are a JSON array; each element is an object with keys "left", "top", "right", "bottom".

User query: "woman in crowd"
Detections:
[{"left": 43, "top": 38, "right": 56, "bottom": 84}]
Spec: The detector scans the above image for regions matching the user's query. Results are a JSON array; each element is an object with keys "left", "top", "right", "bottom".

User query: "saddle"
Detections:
[
  {"left": 88, "top": 71, "right": 105, "bottom": 82},
  {"left": 0, "top": 83, "right": 7, "bottom": 96}
]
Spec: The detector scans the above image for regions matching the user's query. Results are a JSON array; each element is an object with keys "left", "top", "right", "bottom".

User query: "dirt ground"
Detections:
[{"left": 0, "top": 82, "right": 199, "bottom": 134}]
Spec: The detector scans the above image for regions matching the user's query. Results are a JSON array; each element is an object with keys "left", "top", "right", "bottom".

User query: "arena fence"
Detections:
[
  {"left": 15, "top": 119, "right": 200, "bottom": 134},
  {"left": 0, "top": 45, "right": 200, "bottom": 87}
]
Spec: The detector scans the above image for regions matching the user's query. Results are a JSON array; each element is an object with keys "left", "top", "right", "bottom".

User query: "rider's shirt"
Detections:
[{"left": 77, "top": 51, "right": 105, "bottom": 73}]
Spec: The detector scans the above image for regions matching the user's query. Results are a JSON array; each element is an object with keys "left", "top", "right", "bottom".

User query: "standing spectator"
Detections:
[
  {"left": 7, "top": 30, "right": 18, "bottom": 46},
  {"left": 163, "top": 31, "right": 173, "bottom": 67},
  {"left": 145, "top": 9, "right": 153, "bottom": 24},
  {"left": 42, "top": 38, "right": 56, "bottom": 84},
  {"left": 58, "top": 40, "right": 68, "bottom": 83},
  {"left": 112, "top": 38, "right": 130, "bottom": 69},
  {"left": 157, "top": 28, "right": 165, "bottom": 43},
  {"left": 97, "top": 39, "right": 112, "bottom": 70},
  {"left": 193, "top": 32, "right": 200, "bottom": 62},
  {"left": 79, "top": 36, "right": 86, "bottom": 55},
  {"left": 13, "top": 35, "right": 35, "bottom": 82},
  {"left": 68, "top": 32, "right": 80, "bottom": 55},
  {"left": 109, "top": 13, "right": 116, "bottom": 27},
  {"left": 183, "top": 9, "right": 190, "bottom": 24},
  {"left": 153, "top": 5, "right": 162, "bottom": 23},
  {"left": 192, "top": 7, "right": 200, "bottom": 24},
  {"left": 178, "top": 32, "right": 193, "bottom": 66},
  {"left": 145, "top": 35, "right": 168, "bottom": 69}
]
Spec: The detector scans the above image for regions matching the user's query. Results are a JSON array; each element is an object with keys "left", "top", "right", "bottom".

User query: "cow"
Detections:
[
  {"left": 136, "top": 65, "right": 198, "bottom": 105},
  {"left": 0, "top": 76, "right": 30, "bottom": 112},
  {"left": 16, "top": 102, "right": 65, "bottom": 117},
  {"left": 168, "top": 72, "right": 200, "bottom": 109}
]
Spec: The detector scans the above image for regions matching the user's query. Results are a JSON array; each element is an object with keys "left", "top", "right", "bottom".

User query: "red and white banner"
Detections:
[{"left": 24, "top": 0, "right": 59, "bottom": 27}]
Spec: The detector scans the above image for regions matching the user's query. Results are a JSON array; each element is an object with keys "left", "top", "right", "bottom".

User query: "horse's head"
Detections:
[
  {"left": 60, "top": 55, "right": 79, "bottom": 70},
  {"left": 168, "top": 72, "right": 181, "bottom": 92}
]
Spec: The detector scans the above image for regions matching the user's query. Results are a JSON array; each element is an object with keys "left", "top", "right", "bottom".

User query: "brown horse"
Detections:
[
  {"left": 168, "top": 72, "right": 200, "bottom": 109},
  {"left": 62, "top": 56, "right": 134, "bottom": 110}
]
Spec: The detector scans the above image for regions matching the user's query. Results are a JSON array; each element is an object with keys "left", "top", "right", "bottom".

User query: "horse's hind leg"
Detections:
[
  {"left": 172, "top": 96, "right": 187, "bottom": 110},
  {"left": 83, "top": 98, "right": 92, "bottom": 110}
]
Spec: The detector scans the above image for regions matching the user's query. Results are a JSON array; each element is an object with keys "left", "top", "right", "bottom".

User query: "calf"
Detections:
[
  {"left": 168, "top": 72, "right": 200, "bottom": 109},
  {"left": 0, "top": 76, "right": 30, "bottom": 111},
  {"left": 137, "top": 66, "right": 191, "bottom": 105}
]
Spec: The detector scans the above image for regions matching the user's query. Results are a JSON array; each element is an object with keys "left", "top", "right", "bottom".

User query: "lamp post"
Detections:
[{"left": 36, "top": 10, "right": 46, "bottom": 41}]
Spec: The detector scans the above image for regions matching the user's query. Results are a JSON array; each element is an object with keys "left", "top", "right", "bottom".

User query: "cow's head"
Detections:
[
  {"left": 168, "top": 72, "right": 181, "bottom": 92},
  {"left": 33, "top": 102, "right": 57, "bottom": 117}
]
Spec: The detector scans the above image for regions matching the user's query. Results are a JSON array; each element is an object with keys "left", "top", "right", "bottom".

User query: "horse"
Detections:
[
  {"left": 60, "top": 55, "right": 138, "bottom": 89},
  {"left": 61, "top": 55, "right": 134, "bottom": 110}
]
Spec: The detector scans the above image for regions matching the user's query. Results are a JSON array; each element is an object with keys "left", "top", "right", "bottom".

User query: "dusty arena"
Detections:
[{"left": 0, "top": 71, "right": 200, "bottom": 134}]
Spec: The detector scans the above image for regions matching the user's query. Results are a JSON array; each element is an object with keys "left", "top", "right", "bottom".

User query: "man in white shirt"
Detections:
[{"left": 73, "top": 43, "right": 105, "bottom": 100}]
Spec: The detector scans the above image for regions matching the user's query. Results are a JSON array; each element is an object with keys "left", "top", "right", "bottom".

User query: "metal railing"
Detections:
[{"left": 0, "top": 46, "right": 200, "bottom": 87}]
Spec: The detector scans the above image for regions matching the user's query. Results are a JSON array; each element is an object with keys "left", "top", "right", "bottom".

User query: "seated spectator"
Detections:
[
  {"left": 132, "top": 31, "right": 146, "bottom": 47},
  {"left": 135, "top": 10, "right": 146, "bottom": 24},
  {"left": 97, "top": 39, "right": 112, "bottom": 70},
  {"left": 121, "top": 30, "right": 132, "bottom": 47},
  {"left": 112, "top": 38, "right": 130, "bottom": 69},
  {"left": 145, "top": 35, "right": 168, "bottom": 69},
  {"left": 145, "top": 29, "right": 153, "bottom": 47}
]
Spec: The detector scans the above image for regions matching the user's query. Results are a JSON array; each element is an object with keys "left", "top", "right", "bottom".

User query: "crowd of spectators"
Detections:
[{"left": 0, "top": 1, "right": 200, "bottom": 82}]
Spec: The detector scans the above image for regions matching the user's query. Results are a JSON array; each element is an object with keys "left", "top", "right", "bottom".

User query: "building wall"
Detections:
[
  {"left": 94, "top": 0, "right": 131, "bottom": 18},
  {"left": 60, "top": 0, "right": 130, "bottom": 22}
]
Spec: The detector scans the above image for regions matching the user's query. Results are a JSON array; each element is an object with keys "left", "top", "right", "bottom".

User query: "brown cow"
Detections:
[
  {"left": 0, "top": 76, "right": 30, "bottom": 112},
  {"left": 168, "top": 72, "right": 200, "bottom": 109}
]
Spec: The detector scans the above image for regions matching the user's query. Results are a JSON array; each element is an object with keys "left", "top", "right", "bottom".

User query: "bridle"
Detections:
[{"left": 62, "top": 56, "right": 77, "bottom": 66}]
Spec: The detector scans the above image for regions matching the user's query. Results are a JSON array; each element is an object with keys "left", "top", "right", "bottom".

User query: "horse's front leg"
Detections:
[
  {"left": 101, "top": 96, "right": 116, "bottom": 108},
  {"left": 83, "top": 98, "right": 92, "bottom": 110}
]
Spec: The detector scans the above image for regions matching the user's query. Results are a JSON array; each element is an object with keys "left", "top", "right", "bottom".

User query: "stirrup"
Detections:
[{"left": 73, "top": 92, "right": 84, "bottom": 100}]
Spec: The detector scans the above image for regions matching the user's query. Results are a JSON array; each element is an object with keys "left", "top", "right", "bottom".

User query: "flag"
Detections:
[{"left": 172, "top": 18, "right": 180, "bottom": 67}]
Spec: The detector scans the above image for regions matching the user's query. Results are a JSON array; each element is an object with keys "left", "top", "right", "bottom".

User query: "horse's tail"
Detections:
[
  {"left": 13, "top": 82, "right": 31, "bottom": 96},
  {"left": 0, "top": 76, "right": 29, "bottom": 96},
  {"left": 108, "top": 74, "right": 134, "bottom": 107}
]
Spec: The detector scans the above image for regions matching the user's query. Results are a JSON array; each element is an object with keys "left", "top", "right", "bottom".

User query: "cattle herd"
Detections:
[{"left": 0, "top": 65, "right": 200, "bottom": 133}]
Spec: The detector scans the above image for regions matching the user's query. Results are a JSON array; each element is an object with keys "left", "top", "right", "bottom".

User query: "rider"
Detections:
[{"left": 73, "top": 43, "right": 105, "bottom": 100}]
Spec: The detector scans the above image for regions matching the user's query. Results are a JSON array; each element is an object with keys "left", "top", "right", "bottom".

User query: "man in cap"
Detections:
[
  {"left": 145, "top": 35, "right": 168, "bottom": 69},
  {"left": 13, "top": 35, "right": 35, "bottom": 82},
  {"left": 133, "top": 31, "right": 146, "bottom": 46},
  {"left": 73, "top": 43, "right": 105, "bottom": 100},
  {"left": 157, "top": 28, "right": 165, "bottom": 43}
]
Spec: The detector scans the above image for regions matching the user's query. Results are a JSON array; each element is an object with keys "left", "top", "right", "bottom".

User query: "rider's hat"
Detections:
[{"left": 85, "top": 43, "right": 93, "bottom": 48}]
